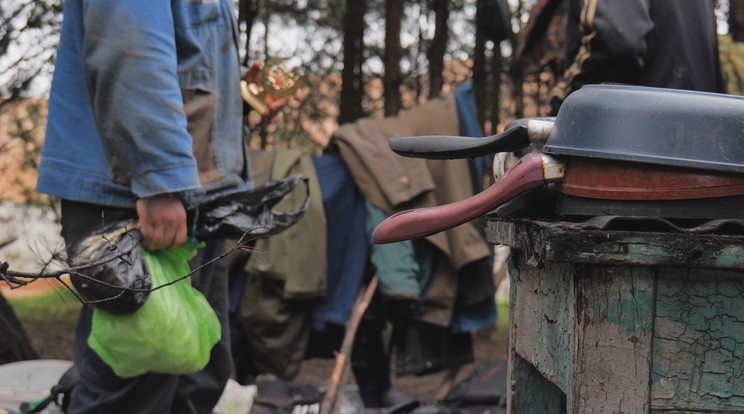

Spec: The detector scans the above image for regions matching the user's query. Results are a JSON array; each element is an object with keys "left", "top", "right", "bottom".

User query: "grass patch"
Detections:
[
  {"left": 9, "top": 287, "right": 81, "bottom": 325},
  {"left": 496, "top": 297, "right": 509, "bottom": 334},
  {"left": 8, "top": 288, "right": 81, "bottom": 359}
]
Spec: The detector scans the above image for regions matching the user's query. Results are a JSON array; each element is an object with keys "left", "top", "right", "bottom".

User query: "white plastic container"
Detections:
[{"left": 0, "top": 359, "right": 72, "bottom": 412}]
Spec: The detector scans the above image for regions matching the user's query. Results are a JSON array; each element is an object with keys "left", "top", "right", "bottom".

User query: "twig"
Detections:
[
  {"left": 0, "top": 237, "right": 16, "bottom": 250},
  {"left": 144, "top": 228, "right": 265, "bottom": 294},
  {"left": 433, "top": 366, "right": 462, "bottom": 402},
  {"left": 320, "top": 275, "right": 379, "bottom": 414},
  {"left": 0, "top": 226, "right": 267, "bottom": 307}
]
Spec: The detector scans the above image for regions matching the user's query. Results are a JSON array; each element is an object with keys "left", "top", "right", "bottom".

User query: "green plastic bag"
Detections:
[{"left": 88, "top": 240, "right": 221, "bottom": 378}]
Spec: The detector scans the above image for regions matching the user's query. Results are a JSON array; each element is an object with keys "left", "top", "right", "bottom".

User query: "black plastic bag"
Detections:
[
  {"left": 66, "top": 175, "right": 309, "bottom": 315},
  {"left": 191, "top": 174, "right": 310, "bottom": 240},
  {"left": 67, "top": 222, "right": 150, "bottom": 315}
]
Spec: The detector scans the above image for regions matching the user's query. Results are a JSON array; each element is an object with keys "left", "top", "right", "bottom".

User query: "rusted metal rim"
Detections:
[{"left": 560, "top": 157, "right": 744, "bottom": 200}]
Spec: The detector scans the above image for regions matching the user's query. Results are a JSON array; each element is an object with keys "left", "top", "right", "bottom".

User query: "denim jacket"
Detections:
[{"left": 37, "top": 0, "right": 251, "bottom": 208}]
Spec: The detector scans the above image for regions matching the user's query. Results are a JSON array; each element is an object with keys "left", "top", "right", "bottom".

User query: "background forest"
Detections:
[
  {"left": 0, "top": 0, "right": 542, "bottom": 155},
  {"left": 1, "top": 0, "right": 734, "bottom": 154},
  {"left": 0, "top": 0, "right": 533, "bottom": 365}
]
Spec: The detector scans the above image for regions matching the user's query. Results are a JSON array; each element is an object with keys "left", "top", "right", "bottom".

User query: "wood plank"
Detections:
[
  {"left": 486, "top": 218, "right": 744, "bottom": 270},
  {"left": 509, "top": 255, "right": 575, "bottom": 394},
  {"left": 573, "top": 266, "right": 654, "bottom": 413},
  {"left": 509, "top": 354, "right": 565, "bottom": 413}
]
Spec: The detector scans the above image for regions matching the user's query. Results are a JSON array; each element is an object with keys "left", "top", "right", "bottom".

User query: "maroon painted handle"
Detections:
[{"left": 371, "top": 153, "right": 547, "bottom": 244}]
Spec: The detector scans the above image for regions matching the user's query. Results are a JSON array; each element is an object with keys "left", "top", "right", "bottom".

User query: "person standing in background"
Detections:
[
  {"left": 518, "top": 0, "right": 725, "bottom": 115},
  {"left": 719, "top": 0, "right": 744, "bottom": 95},
  {"left": 36, "top": 0, "right": 289, "bottom": 413}
]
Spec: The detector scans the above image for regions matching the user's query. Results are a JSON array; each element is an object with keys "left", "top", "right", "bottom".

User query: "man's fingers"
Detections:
[
  {"left": 160, "top": 225, "right": 176, "bottom": 251},
  {"left": 241, "top": 60, "right": 262, "bottom": 83},
  {"left": 269, "top": 97, "right": 289, "bottom": 111},
  {"left": 172, "top": 221, "right": 187, "bottom": 249},
  {"left": 141, "top": 222, "right": 166, "bottom": 251},
  {"left": 264, "top": 97, "right": 289, "bottom": 123},
  {"left": 293, "top": 88, "right": 305, "bottom": 101},
  {"left": 136, "top": 195, "right": 187, "bottom": 251}
]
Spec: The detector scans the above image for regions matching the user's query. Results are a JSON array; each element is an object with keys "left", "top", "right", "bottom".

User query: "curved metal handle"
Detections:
[
  {"left": 388, "top": 125, "right": 530, "bottom": 159},
  {"left": 388, "top": 117, "right": 556, "bottom": 160},
  {"left": 371, "top": 153, "right": 550, "bottom": 244},
  {"left": 504, "top": 117, "right": 556, "bottom": 144}
]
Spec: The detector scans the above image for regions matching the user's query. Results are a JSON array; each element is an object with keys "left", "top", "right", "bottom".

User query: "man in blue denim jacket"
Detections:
[{"left": 36, "top": 0, "right": 282, "bottom": 412}]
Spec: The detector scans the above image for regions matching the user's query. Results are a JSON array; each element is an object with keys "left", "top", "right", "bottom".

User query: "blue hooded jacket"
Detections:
[{"left": 37, "top": 0, "right": 251, "bottom": 208}]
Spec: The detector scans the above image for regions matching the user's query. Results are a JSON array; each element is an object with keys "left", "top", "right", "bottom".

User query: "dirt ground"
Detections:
[
  {"left": 294, "top": 326, "right": 508, "bottom": 400},
  {"left": 19, "top": 293, "right": 508, "bottom": 402}
]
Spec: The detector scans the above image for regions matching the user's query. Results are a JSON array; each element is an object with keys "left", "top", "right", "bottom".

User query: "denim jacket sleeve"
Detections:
[{"left": 81, "top": 0, "right": 200, "bottom": 199}]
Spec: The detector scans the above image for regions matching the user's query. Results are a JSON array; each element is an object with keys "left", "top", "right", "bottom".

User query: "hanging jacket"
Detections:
[
  {"left": 333, "top": 94, "right": 492, "bottom": 327},
  {"left": 719, "top": 34, "right": 744, "bottom": 95},
  {"left": 244, "top": 149, "right": 327, "bottom": 299},
  {"left": 311, "top": 153, "right": 369, "bottom": 330},
  {"left": 547, "top": 0, "right": 725, "bottom": 112}
]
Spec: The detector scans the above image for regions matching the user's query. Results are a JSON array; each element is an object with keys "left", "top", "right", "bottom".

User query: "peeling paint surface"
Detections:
[
  {"left": 575, "top": 266, "right": 654, "bottom": 413},
  {"left": 509, "top": 258, "right": 575, "bottom": 393},
  {"left": 652, "top": 268, "right": 744, "bottom": 411},
  {"left": 489, "top": 218, "right": 744, "bottom": 414},
  {"left": 507, "top": 255, "right": 575, "bottom": 413}
]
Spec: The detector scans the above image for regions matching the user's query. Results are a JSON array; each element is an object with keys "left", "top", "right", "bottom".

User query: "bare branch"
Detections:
[
  {"left": 0, "top": 237, "right": 16, "bottom": 250},
  {"left": 0, "top": 226, "right": 269, "bottom": 308}
]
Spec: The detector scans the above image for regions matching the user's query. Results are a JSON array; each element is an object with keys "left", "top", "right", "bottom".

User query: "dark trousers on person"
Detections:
[{"left": 60, "top": 200, "right": 233, "bottom": 414}]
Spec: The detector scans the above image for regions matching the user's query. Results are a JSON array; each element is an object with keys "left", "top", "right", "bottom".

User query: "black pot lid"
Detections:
[{"left": 543, "top": 84, "right": 744, "bottom": 173}]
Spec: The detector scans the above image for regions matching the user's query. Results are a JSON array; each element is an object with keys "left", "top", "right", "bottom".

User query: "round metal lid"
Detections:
[{"left": 543, "top": 84, "right": 744, "bottom": 173}]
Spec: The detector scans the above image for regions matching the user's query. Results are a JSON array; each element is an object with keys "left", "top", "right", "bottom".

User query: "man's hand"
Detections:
[
  {"left": 136, "top": 194, "right": 187, "bottom": 251},
  {"left": 241, "top": 59, "right": 263, "bottom": 89},
  {"left": 241, "top": 60, "right": 302, "bottom": 123}
]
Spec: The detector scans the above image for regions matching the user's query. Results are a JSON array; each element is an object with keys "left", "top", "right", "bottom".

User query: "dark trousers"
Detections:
[{"left": 60, "top": 200, "right": 233, "bottom": 414}]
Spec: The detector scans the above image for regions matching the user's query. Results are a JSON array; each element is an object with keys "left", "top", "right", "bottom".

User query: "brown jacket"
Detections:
[{"left": 333, "top": 94, "right": 491, "bottom": 326}]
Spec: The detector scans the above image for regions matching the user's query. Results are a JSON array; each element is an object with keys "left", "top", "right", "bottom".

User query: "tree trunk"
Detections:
[
  {"left": 384, "top": 0, "right": 403, "bottom": 116},
  {"left": 414, "top": 0, "right": 426, "bottom": 102},
  {"left": 238, "top": 0, "right": 259, "bottom": 66},
  {"left": 473, "top": 26, "right": 488, "bottom": 133},
  {"left": 731, "top": 0, "right": 744, "bottom": 42},
  {"left": 490, "top": 51, "right": 503, "bottom": 133},
  {"left": 510, "top": 0, "right": 524, "bottom": 118},
  {"left": 339, "top": 0, "right": 367, "bottom": 124},
  {"left": 0, "top": 293, "right": 38, "bottom": 364},
  {"left": 428, "top": 0, "right": 448, "bottom": 99}
]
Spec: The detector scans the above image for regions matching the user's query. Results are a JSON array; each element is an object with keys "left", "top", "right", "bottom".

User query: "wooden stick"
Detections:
[
  {"left": 320, "top": 275, "right": 379, "bottom": 414},
  {"left": 434, "top": 366, "right": 463, "bottom": 402}
]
